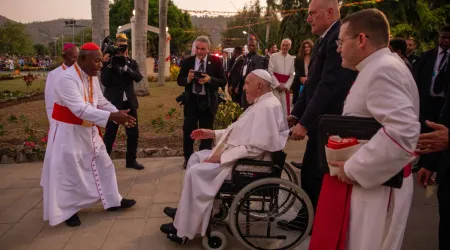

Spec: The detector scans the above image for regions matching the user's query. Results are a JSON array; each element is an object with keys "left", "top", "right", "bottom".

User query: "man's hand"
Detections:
[
  {"left": 415, "top": 120, "right": 449, "bottom": 154},
  {"left": 329, "top": 160, "right": 355, "bottom": 185},
  {"left": 287, "top": 116, "right": 298, "bottom": 128},
  {"left": 188, "top": 69, "right": 195, "bottom": 83},
  {"left": 109, "top": 110, "right": 136, "bottom": 128},
  {"left": 300, "top": 77, "right": 307, "bottom": 84},
  {"left": 291, "top": 123, "right": 307, "bottom": 140},
  {"left": 276, "top": 85, "right": 285, "bottom": 92},
  {"left": 191, "top": 129, "right": 215, "bottom": 140},
  {"left": 198, "top": 73, "right": 211, "bottom": 84},
  {"left": 235, "top": 87, "right": 239, "bottom": 94},
  {"left": 417, "top": 167, "right": 434, "bottom": 188},
  {"left": 103, "top": 53, "right": 110, "bottom": 62}
]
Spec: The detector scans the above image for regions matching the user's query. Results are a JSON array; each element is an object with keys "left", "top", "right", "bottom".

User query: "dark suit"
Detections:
[
  {"left": 101, "top": 56, "right": 143, "bottom": 165},
  {"left": 177, "top": 55, "right": 226, "bottom": 161},
  {"left": 291, "top": 21, "right": 358, "bottom": 211},
  {"left": 292, "top": 57, "right": 307, "bottom": 104},
  {"left": 415, "top": 48, "right": 448, "bottom": 170},
  {"left": 228, "top": 55, "right": 244, "bottom": 104},
  {"left": 238, "top": 52, "right": 267, "bottom": 109}
]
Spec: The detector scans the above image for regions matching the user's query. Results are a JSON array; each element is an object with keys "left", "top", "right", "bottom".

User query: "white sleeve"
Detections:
[
  {"left": 284, "top": 58, "right": 295, "bottom": 90},
  {"left": 95, "top": 80, "right": 118, "bottom": 113},
  {"left": 44, "top": 71, "right": 54, "bottom": 122},
  {"left": 268, "top": 56, "right": 280, "bottom": 89},
  {"left": 344, "top": 68, "right": 420, "bottom": 189},
  {"left": 55, "top": 75, "right": 111, "bottom": 128},
  {"left": 220, "top": 145, "right": 265, "bottom": 166},
  {"left": 215, "top": 129, "right": 226, "bottom": 141}
]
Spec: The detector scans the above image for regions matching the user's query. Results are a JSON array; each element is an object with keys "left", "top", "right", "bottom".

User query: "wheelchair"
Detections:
[{"left": 201, "top": 151, "right": 314, "bottom": 250}]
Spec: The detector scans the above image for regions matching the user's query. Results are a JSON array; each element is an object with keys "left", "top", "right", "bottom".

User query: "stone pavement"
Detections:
[{"left": 0, "top": 140, "right": 439, "bottom": 250}]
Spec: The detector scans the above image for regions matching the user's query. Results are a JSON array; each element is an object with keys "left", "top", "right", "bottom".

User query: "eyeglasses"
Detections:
[{"left": 336, "top": 34, "right": 370, "bottom": 48}]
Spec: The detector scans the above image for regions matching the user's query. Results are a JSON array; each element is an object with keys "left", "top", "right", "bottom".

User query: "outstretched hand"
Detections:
[
  {"left": 415, "top": 120, "right": 449, "bottom": 154},
  {"left": 109, "top": 109, "right": 136, "bottom": 128},
  {"left": 191, "top": 129, "right": 214, "bottom": 140}
]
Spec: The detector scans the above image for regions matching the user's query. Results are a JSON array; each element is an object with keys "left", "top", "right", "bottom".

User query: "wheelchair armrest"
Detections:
[{"left": 233, "top": 159, "right": 283, "bottom": 171}]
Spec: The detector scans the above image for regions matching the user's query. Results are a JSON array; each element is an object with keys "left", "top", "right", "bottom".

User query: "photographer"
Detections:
[
  {"left": 101, "top": 34, "right": 144, "bottom": 170},
  {"left": 177, "top": 36, "right": 226, "bottom": 168}
]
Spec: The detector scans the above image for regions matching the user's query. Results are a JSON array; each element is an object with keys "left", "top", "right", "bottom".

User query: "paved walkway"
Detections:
[{"left": 0, "top": 141, "right": 439, "bottom": 250}]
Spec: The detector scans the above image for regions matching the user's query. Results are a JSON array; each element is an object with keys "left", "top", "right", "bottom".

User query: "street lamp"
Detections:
[
  {"left": 166, "top": 27, "right": 169, "bottom": 32},
  {"left": 133, "top": 9, "right": 135, "bottom": 16},
  {"left": 243, "top": 31, "right": 247, "bottom": 34}
]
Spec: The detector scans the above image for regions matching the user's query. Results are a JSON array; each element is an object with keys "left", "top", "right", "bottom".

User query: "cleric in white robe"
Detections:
[
  {"left": 268, "top": 38, "right": 295, "bottom": 116},
  {"left": 309, "top": 9, "right": 420, "bottom": 250},
  {"left": 40, "top": 42, "right": 137, "bottom": 227},
  {"left": 44, "top": 43, "right": 79, "bottom": 124},
  {"left": 159, "top": 69, "right": 290, "bottom": 244}
]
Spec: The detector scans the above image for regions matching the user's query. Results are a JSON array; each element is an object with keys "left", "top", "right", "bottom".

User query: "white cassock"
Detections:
[
  {"left": 44, "top": 64, "right": 68, "bottom": 125},
  {"left": 343, "top": 48, "right": 420, "bottom": 250},
  {"left": 40, "top": 63, "right": 122, "bottom": 226},
  {"left": 173, "top": 92, "right": 290, "bottom": 239},
  {"left": 268, "top": 52, "right": 295, "bottom": 116}
]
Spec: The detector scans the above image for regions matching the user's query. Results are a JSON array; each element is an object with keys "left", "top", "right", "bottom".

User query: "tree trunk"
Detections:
[
  {"left": 91, "top": 0, "right": 109, "bottom": 46},
  {"left": 134, "top": 0, "right": 150, "bottom": 96},
  {"left": 158, "top": 0, "right": 168, "bottom": 86}
]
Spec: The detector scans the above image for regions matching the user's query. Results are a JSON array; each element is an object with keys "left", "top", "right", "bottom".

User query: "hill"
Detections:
[{"left": 190, "top": 15, "right": 233, "bottom": 46}]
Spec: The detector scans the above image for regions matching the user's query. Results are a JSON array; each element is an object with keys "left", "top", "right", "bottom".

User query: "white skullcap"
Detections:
[{"left": 251, "top": 69, "right": 272, "bottom": 84}]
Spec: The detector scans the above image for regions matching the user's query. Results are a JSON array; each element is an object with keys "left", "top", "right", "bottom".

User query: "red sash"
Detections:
[
  {"left": 273, "top": 72, "right": 291, "bottom": 115},
  {"left": 52, "top": 103, "right": 103, "bottom": 137},
  {"left": 309, "top": 139, "right": 412, "bottom": 250}
]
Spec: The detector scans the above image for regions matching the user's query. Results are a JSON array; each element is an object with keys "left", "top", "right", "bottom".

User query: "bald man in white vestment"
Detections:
[
  {"left": 159, "top": 69, "right": 290, "bottom": 244},
  {"left": 309, "top": 9, "right": 420, "bottom": 250}
]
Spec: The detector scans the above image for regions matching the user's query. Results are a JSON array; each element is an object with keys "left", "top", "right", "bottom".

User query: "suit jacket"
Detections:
[
  {"left": 228, "top": 55, "right": 244, "bottom": 89},
  {"left": 292, "top": 57, "right": 307, "bottom": 90},
  {"left": 291, "top": 21, "right": 358, "bottom": 137},
  {"left": 101, "top": 57, "right": 143, "bottom": 110},
  {"left": 237, "top": 52, "right": 267, "bottom": 92},
  {"left": 177, "top": 55, "right": 226, "bottom": 114},
  {"left": 414, "top": 47, "right": 450, "bottom": 120}
]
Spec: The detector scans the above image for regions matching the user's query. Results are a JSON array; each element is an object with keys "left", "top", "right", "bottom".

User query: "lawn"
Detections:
[
  {"left": 0, "top": 81, "right": 185, "bottom": 149},
  {"left": 0, "top": 77, "right": 46, "bottom": 93}
]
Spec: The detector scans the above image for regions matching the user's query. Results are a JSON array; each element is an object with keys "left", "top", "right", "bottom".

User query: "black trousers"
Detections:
[
  {"left": 438, "top": 175, "right": 450, "bottom": 250},
  {"left": 103, "top": 101, "right": 139, "bottom": 165},
  {"left": 183, "top": 94, "right": 214, "bottom": 161},
  {"left": 419, "top": 96, "right": 445, "bottom": 168},
  {"left": 300, "top": 138, "right": 323, "bottom": 212},
  {"left": 231, "top": 90, "right": 241, "bottom": 104}
]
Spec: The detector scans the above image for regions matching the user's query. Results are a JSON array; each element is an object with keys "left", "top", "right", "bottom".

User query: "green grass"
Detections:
[{"left": 0, "top": 77, "right": 46, "bottom": 93}]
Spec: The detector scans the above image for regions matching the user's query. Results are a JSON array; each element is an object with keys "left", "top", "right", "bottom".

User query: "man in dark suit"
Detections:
[
  {"left": 414, "top": 25, "right": 450, "bottom": 173},
  {"left": 278, "top": 0, "right": 358, "bottom": 229},
  {"left": 177, "top": 36, "right": 226, "bottom": 168},
  {"left": 417, "top": 25, "right": 450, "bottom": 250},
  {"left": 227, "top": 46, "right": 244, "bottom": 103},
  {"left": 406, "top": 37, "right": 420, "bottom": 65},
  {"left": 101, "top": 35, "right": 144, "bottom": 170}
]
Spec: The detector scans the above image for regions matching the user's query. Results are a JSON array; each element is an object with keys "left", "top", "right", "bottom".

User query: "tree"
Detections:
[
  {"left": 91, "top": 0, "right": 110, "bottom": 45},
  {"left": 279, "top": 0, "right": 311, "bottom": 54},
  {"left": 134, "top": 0, "right": 150, "bottom": 95},
  {"left": 158, "top": 0, "right": 168, "bottom": 87},
  {"left": 33, "top": 44, "right": 49, "bottom": 56},
  {"left": 0, "top": 21, "right": 34, "bottom": 55}
]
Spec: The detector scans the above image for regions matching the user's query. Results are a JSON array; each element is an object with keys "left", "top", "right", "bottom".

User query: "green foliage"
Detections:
[
  {"left": 109, "top": 0, "right": 196, "bottom": 55},
  {"left": 33, "top": 43, "right": 49, "bottom": 56},
  {"left": 7, "top": 114, "right": 18, "bottom": 123},
  {"left": 214, "top": 100, "right": 244, "bottom": 130},
  {"left": 0, "top": 21, "right": 34, "bottom": 55},
  {"left": 279, "top": 0, "right": 312, "bottom": 54}
]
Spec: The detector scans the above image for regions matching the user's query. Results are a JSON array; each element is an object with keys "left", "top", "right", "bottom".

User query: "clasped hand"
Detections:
[{"left": 188, "top": 70, "right": 211, "bottom": 84}]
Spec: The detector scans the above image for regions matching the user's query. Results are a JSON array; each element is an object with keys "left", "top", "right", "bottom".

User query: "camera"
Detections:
[{"left": 101, "top": 36, "right": 128, "bottom": 67}]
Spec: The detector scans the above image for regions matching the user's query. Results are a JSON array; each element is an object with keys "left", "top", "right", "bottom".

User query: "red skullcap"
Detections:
[
  {"left": 80, "top": 42, "right": 100, "bottom": 51},
  {"left": 63, "top": 43, "right": 76, "bottom": 51}
]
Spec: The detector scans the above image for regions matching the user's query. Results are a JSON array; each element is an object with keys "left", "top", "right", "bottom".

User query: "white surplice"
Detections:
[
  {"left": 40, "top": 63, "right": 122, "bottom": 226},
  {"left": 342, "top": 48, "right": 420, "bottom": 250},
  {"left": 173, "top": 92, "right": 290, "bottom": 239},
  {"left": 44, "top": 65, "right": 68, "bottom": 125},
  {"left": 268, "top": 52, "right": 295, "bottom": 116}
]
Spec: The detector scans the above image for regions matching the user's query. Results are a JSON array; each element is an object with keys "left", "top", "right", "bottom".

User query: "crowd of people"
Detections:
[
  {"left": 39, "top": 0, "right": 449, "bottom": 249},
  {"left": 0, "top": 55, "right": 57, "bottom": 71}
]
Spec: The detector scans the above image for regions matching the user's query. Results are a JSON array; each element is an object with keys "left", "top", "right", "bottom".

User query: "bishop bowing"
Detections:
[
  {"left": 268, "top": 38, "right": 295, "bottom": 116},
  {"left": 309, "top": 9, "right": 420, "bottom": 250},
  {"left": 159, "top": 69, "right": 290, "bottom": 244},
  {"left": 40, "top": 42, "right": 138, "bottom": 227},
  {"left": 44, "top": 43, "right": 79, "bottom": 124}
]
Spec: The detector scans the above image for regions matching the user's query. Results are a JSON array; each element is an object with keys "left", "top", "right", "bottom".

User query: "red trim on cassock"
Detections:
[
  {"left": 52, "top": 103, "right": 103, "bottom": 137},
  {"left": 273, "top": 72, "right": 291, "bottom": 115}
]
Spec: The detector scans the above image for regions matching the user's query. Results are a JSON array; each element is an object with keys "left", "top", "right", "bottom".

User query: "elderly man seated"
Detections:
[{"left": 159, "top": 69, "right": 290, "bottom": 244}]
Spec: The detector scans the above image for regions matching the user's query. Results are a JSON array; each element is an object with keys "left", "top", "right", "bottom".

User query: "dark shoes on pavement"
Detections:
[
  {"left": 160, "top": 223, "right": 187, "bottom": 245},
  {"left": 65, "top": 213, "right": 81, "bottom": 227},
  {"left": 163, "top": 207, "right": 177, "bottom": 219},
  {"left": 126, "top": 161, "right": 145, "bottom": 170},
  {"left": 107, "top": 198, "right": 137, "bottom": 211}
]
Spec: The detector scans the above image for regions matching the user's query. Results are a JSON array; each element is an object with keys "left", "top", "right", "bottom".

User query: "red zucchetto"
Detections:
[{"left": 80, "top": 42, "right": 100, "bottom": 51}]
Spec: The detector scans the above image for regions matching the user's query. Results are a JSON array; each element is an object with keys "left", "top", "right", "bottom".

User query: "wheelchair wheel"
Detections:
[
  {"left": 229, "top": 178, "right": 313, "bottom": 250},
  {"left": 282, "top": 162, "right": 298, "bottom": 185},
  {"left": 202, "top": 231, "right": 228, "bottom": 250}
]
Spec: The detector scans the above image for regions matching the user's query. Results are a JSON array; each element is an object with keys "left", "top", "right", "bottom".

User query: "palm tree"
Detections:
[
  {"left": 134, "top": 0, "right": 150, "bottom": 95},
  {"left": 91, "top": 0, "right": 110, "bottom": 46}
]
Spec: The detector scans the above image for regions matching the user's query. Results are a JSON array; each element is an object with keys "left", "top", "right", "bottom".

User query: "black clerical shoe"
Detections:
[
  {"left": 126, "top": 162, "right": 145, "bottom": 170},
  {"left": 167, "top": 233, "right": 188, "bottom": 245},
  {"left": 290, "top": 161, "right": 303, "bottom": 170},
  {"left": 163, "top": 207, "right": 177, "bottom": 219},
  {"left": 65, "top": 213, "right": 81, "bottom": 227},
  {"left": 160, "top": 222, "right": 177, "bottom": 235},
  {"left": 107, "top": 198, "right": 137, "bottom": 211}
]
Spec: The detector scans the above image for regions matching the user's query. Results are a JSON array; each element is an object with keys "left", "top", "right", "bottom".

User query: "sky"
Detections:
[{"left": 0, "top": 0, "right": 266, "bottom": 23}]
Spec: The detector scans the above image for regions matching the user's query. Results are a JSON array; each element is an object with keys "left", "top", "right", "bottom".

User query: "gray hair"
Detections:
[
  {"left": 282, "top": 38, "right": 292, "bottom": 45},
  {"left": 194, "top": 36, "right": 211, "bottom": 49}
]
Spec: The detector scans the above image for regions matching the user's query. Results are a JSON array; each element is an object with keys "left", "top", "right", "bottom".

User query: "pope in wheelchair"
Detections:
[{"left": 160, "top": 70, "right": 313, "bottom": 249}]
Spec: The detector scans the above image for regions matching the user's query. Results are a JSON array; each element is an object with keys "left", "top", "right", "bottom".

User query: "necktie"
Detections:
[
  {"left": 195, "top": 60, "right": 204, "bottom": 94},
  {"left": 433, "top": 50, "right": 448, "bottom": 94}
]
